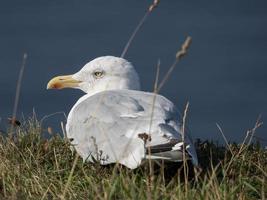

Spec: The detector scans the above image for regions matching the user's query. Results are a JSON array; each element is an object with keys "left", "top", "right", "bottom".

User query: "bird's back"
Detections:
[{"left": 66, "top": 89, "right": 198, "bottom": 168}]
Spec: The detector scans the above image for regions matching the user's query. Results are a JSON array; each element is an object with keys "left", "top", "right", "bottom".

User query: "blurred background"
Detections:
[{"left": 0, "top": 0, "right": 266, "bottom": 144}]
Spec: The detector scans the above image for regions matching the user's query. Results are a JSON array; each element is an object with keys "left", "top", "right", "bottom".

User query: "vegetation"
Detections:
[{"left": 0, "top": 118, "right": 266, "bottom": 200}]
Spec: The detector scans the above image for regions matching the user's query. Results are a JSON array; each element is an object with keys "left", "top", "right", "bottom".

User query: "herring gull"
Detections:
[{"left": 47, "top": 56, "right": 198, "bottom": 169}]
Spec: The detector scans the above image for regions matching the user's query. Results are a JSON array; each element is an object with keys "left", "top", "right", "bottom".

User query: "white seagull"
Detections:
[{"left": 47, "top": 56, "right": 198, "bottom": 169}]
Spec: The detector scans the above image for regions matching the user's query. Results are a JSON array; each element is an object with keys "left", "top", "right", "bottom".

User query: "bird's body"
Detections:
[{"left": 47, "top": 56, "right": 198, "bottom": 169}]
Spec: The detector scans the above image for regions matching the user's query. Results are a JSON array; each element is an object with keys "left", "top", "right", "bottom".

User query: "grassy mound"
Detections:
[{"left": 0, "top": 119, "right": 266, "bottom": 199}]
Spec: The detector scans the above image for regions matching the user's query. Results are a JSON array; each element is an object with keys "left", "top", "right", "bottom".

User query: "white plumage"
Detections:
[{"left": 47, "top": 56, "right": 198, "bottom": 169}]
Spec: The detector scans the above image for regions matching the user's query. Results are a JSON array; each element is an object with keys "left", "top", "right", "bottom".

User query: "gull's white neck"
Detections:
[{"left": 85, "top": 78, "right": 140, "bottom": 97}]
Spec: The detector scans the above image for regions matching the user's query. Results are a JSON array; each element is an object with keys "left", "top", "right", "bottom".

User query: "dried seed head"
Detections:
[
  {"left": 148, "top": 0, "right": 160, "bottom": 12},
  {"left": 43, "top": 140, "right": 49, "bottom": 152},
  {"left": 138, "top": 133, "right": 152, "bottom": 144},
  {"left": 176, "top": 36, "right": 192, "bottom": 59},
  {"left": 47, "top": 127, "right": 53, "bottom": 135},
  {"left": 8, "top": 117, "right": 21, "bottom": 127}
]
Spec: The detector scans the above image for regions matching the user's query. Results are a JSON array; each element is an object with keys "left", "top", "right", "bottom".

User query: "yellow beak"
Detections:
[{"left": 47, "top": 75, "right": 81, "bottom": 89}]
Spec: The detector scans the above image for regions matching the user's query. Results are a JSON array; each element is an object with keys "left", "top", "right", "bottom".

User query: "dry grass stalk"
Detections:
[
  {"left": 222, "top": 116, "right": 264, "bottom": 180},
  {"left": 61, "top": 122, "right": 67, "bottom": 139},
  {"left": 121, "top": 0, "right": 160, "bottom": 58},
  {"left": 143, "top": 36, "right": 192, "bottom": 197},
  {"left": 9, "top": 53, "right": 27, "bottom": 137},
  {"left": 181, "top": 101, "right": 189, "bottom": 194},
  {"left": 158, "top": 36, "right": 192, "bottom": 91},
  {"left": 146, "top": 60, "right": 160, "bottom": 200},
  {"left": 238, "top": 116, "right": 263, "bottom": 156},
  {"left": 216, "top": 123, "right": 234, "bottom": 155},
  {"left": 40, "top": 111, "right": 67, "bottom": 125},
  {"left": 61, "top": 153, "right": 79, "bottom": 199},
  {"left": 246, "top": 115, "right": 263, "bottom": 146}
]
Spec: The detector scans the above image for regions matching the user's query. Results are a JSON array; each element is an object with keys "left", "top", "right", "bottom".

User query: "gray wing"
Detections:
[{"left": 66, "top": 89, "right": 198, "bottom": 169}]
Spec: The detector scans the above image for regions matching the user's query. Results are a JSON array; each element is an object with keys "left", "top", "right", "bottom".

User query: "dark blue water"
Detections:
[{"left": 0, "top": 0, "right": 266, "bottom": 144}]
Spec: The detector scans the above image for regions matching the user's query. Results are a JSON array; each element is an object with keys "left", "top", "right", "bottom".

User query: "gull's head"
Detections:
[{"left": 47, "top": 56, "right": 140, "bottom": 96}]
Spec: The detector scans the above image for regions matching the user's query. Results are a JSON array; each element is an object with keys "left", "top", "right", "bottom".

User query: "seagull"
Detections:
[{"left": 47, "top": 56, "right": 198, "bottom": 169}]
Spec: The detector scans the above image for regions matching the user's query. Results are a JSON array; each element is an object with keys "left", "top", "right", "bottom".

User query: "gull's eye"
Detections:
[{"left": 93, "top": 71, "right": 104, "bottom": 78}]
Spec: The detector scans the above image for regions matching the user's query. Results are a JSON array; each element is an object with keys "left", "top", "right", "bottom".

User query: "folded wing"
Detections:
[{"left": 66, "top": 89, "right": 198, "bottom": 169}]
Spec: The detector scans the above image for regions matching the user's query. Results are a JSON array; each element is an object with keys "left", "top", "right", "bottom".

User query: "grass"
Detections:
[{"left": 0, "top": 118, "right": 266, "bottom": 200}]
